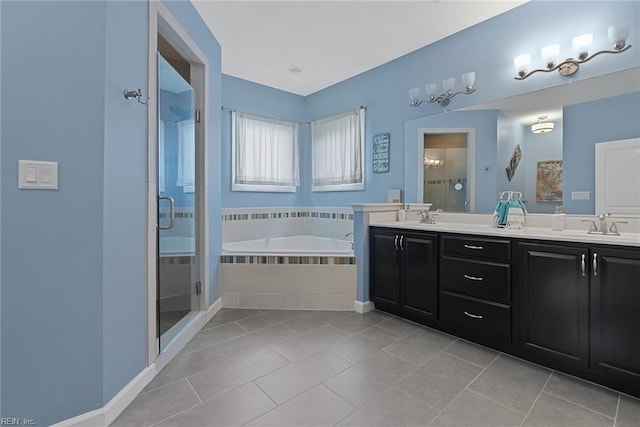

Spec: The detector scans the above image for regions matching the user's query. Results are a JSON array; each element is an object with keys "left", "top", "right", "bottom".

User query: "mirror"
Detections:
[{"left": 404, "top": 67, "right": 640, "bottom": 214}]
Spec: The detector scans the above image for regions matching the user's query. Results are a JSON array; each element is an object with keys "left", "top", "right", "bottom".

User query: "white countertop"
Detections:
[{"left": 370, "top": 220, "right": 640, "bottom": 247}]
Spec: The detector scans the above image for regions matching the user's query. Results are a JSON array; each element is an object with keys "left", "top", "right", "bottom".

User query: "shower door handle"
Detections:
[{"left": 158, "top": 195, "right": 175, "bottom": 230}]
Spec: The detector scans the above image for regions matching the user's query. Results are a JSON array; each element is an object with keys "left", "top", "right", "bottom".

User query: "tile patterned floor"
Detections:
[{"left": 113, "top": 309, "right": 640, "bottom": 427}]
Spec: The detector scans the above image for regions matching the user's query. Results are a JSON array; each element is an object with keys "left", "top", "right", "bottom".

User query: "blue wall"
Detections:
[
  {"left": 1, "top": 2, "right": 107, "bottom": 423},
  {"left": 222, "top": 1, "right": 639, "bottom": 210},
  {"left": 0, "top": 0, "right": 222, "bottom": 424},
  {"left": 563, "top": 91, "right": 640, "bottom": 214}
]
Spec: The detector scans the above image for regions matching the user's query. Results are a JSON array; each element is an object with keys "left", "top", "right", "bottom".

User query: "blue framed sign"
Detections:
[{"left": 372, "top": 133, "right": 390, "bottom": 173}]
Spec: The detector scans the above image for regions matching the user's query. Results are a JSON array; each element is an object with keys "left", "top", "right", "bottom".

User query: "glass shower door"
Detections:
[{"left": 157, "top": 53, "right": 199, "bottom": 351}]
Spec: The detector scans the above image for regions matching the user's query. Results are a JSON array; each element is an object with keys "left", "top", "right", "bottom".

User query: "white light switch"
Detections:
[{"left": 19, "top": 160, "right": 58, "bottom": 190}]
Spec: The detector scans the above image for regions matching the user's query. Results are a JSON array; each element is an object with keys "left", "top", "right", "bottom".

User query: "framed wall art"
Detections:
[{"left": 372, "top": 133, "right": 390, "bottom": 173}]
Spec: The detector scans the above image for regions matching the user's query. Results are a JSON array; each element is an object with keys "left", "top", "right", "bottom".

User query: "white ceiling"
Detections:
[{"left": 192, "top": 0, "right": 527, "bottom": 96}]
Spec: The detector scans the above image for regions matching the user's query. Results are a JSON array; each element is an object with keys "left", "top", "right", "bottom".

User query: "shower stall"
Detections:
[{"left": 157, "top": 52, "right": 200, "bottom": 351}]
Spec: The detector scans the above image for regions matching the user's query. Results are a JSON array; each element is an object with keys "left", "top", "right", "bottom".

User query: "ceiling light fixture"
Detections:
[
  {"left": 514, "top": 23, "right": 632, "bottom": 80},
  {"left": 409, "top": 72, "right": 476, "bottom": 107},
  {"left": 531, "top": 116, "right": 554, "bottom": 134},
  {"left": 288, "top": 65, "right": 304, "bottom": 74}
]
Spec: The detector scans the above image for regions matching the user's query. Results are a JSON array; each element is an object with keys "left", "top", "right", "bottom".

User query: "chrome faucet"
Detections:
[
  {"left": 596, "top": 213, "right": 611, "bottom": 234},
  {"left": 581, "top": 213, "right": 626, "bottom": 236},
  {"left": 419, "top": 209, "right": 437, "bottom": 224}
]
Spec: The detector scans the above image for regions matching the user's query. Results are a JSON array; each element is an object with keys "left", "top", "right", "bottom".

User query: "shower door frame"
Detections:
[{"left": 146, "top": 1, "right": 211, "bottom": 367}]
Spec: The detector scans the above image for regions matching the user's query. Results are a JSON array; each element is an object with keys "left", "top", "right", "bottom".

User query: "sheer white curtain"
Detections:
[
  {"left": 158, "top": 121, "right": 166, "bottom": 194},
  {"left": 177, "top": 118, "right": 195, "bottom": 193},
  {"left": 233, "top": 111, "right": 299, "bottom": 192},
  {"left": 311, "top": 107, "right": 365, "bottom": 191}
]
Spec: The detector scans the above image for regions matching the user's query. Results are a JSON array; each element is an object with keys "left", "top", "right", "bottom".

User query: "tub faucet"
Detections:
[{"left": 345, "top": 232, "right": 354, "bottom": 249}]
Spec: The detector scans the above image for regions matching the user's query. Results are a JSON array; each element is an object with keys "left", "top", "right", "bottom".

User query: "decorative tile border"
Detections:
[
  {"left": 159, "top": 256, "right": 195, "bottom": 265},
  {"left": 426, "top": 178, "right": 468, "bottom": 185},
  {"left": 222, "top": 208, "right": 353, "bottom": 222},
  {"left": 220, "top": 255, "right": 356, "bottom": 265}
]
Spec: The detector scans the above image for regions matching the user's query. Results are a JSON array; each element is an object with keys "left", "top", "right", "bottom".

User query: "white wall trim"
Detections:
[
  {"left": 51, "top": 366, "right": 155, "bottom": 427},
  {"left": 207, "top": 297, "right": 223, "bottom": 321},
  {"left": 52, "top": 299, "right": 224, "bottom": 427},
  {"left": 354, "top": 300, "right": 374, "bottom": 313}
]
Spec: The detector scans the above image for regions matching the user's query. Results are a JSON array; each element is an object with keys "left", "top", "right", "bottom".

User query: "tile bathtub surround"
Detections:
[
  {"left": 220, "top": 263, "right": 356, "bottom": 310},
  {"left": 114, "top": 309, "right": 640, "bottom": 427},
  {"left": 222, "top": 206, "right": 354, "bottom": 243}
]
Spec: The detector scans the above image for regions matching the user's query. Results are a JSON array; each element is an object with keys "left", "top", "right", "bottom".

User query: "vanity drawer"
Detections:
[
  {"left": 441, "top": 256, "right": 511, "bottom": 303},
  {"left": 441, "top": 292, "right": 511, "bottom": 343},
  {"left": 442, "top": 235, "right": 511, "bottom": 261}
]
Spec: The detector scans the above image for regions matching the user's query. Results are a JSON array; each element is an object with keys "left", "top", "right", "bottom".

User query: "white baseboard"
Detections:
[
  {"left": 207, "top": 297, "right": 222, "bottom": 321},
  {"left": 354, "top": 300, "right": 374, "bottom": 313},
  {"left": 50, "top": 366, "right": 155, "bottom": 427},
  {"left": 52, "top": 299, "right": 224, "bottom": 427}
]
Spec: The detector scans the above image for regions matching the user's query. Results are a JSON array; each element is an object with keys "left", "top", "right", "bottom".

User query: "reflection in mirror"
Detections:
[
  {"left": 416, "top": 127, "right": 476, "bottom": 212},
  {"left": 423, "top": 133, "right": 468, "bottom": 212},
  {"left": 407, "top": 67, "right": 640, "bottom": 214}
]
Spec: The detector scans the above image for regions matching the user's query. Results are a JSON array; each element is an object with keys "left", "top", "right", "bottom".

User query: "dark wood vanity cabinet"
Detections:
[
  {"left": 516, "top": 241, "right": 640, "bottom": 394},
  {"left": 440, "top": 235, "right": 512, "bottom": 346},
  {"left": 369, "top": 227, "right": 640, "bottom": 397},
  {"left": 370, "top": 227, "right": 438, "bottom": 324},
  {"left": 589, "top": 246, "right": 640, "bottom": 388},
  {"left": 516, "top": 242, "right": 590, "bottom": 368}
]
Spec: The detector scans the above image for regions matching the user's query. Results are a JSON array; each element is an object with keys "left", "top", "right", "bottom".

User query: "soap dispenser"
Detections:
[{"left": 551, "top": 206, "right": 565, "bottom": 231}]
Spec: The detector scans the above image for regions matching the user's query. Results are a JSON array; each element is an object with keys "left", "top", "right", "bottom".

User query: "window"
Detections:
[
  {"left": 232, "top": 111, "right": 299, "bottom": 192},
  {"left": 176, "top": 119, "right": 195, "bottom": 193},
  {"left": 311, "top": 107, "right": 365, "bottom": 192}
]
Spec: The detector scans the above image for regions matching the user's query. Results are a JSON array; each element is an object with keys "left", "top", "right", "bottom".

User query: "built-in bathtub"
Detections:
[
  {"left": 159, "top": 236, "right": 195, "bottom": 257},
  {"left": 222, "top": 235, "right": 352, "bottom": 256},
  {"left": 220, "top": 235, "right": 356, "bottom": 310}
]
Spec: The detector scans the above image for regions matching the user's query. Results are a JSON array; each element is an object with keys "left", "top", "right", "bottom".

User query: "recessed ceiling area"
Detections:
[{"left": 193, "top": 1, "right": 527, "bottom": 96}]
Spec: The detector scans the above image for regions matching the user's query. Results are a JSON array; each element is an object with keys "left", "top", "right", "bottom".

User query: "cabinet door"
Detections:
[
  {"left": 401, "top": 232, "right": 438, "bottom": 322},
  {"left": 517, "top": 242, "right": 589, "bottom": 368},
  {"left": 590, "top": 247, "right": 640, "bottom": 385},
  {"left": 370, "top": 229, "right": 400, "bottom": 312}
]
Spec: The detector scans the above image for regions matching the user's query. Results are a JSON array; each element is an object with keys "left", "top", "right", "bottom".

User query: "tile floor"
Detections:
[{"left": 113, "top": 309, "right": 640, "bottom": 427}]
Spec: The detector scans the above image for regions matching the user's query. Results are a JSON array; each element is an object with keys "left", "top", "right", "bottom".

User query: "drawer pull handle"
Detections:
[
  {"left": 463, "top": 274, "right": 483, "bottom": 281},
  {"left": 464, "top": 311, "right": 483, "bottom": 319},
  {"left": 463, "top": 244, "right": 484, "bottom": 250}
]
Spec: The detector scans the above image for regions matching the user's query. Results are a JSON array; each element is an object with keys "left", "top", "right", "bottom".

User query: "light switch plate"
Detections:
[
  {"left": 571, "top": 191, "right": 590, "bottom": 200},
  {"left": 19, "top": 160, "right": 58, "bottom": 190}
]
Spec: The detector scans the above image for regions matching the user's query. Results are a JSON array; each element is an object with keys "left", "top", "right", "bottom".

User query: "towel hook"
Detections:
[{"left": 124, "top": 88, "right": 148, "bottom": 105}]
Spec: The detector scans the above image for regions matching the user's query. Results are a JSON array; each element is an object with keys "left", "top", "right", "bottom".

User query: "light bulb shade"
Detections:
[
  {"left": 573, "top": 33, "right": 593, "bottom": 58},
  {"left": 608, "top": 23, "right": 630, "bottom": 49},
  {"left": 409, "top": 87, "right": 421, "bottom": 102},
  {"left": 442, "top": 78, "right": 455, "bottom": 92},
  {"left": 514, "top": 54, "right": 531, "bottom": 74},
  {"left": 461, "top": 71, "right": 475, "bottom": 88},
  {"left": 425, "top": 83, "right": 438, "bottom": 96},
  {"left": 541, "top": 44, "right": 560, "bottom": 67},
  {"left": 531, "top": 121, "right": 555, "bottom": 134}
]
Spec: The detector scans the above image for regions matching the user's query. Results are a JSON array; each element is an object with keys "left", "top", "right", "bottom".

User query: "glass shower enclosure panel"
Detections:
[{"left": 157, "top": 53, "right": 199, "bottom": 351}]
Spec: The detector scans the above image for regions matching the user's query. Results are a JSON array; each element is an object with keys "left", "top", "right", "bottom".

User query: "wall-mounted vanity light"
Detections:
[
  {"left": 514, "top": 23, "right": 632, "bottom": 80},
  {"left": 409, "top": 72, "right": 476, "bottom": 107}
]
